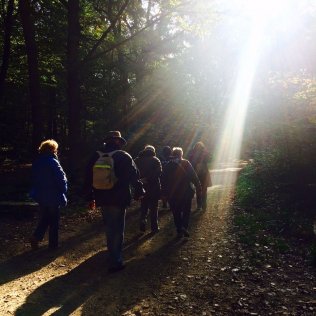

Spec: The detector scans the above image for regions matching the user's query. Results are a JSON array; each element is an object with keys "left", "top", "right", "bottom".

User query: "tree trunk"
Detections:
[
  {"left": 47, "top": 86, "right": 57, "bottom": 139},
  {"left": 67, "top": 0, "right": 81, "bottom": 176},
  {"left": 0, "top": 0, "right": 14, "bottom": 98},
  {"left": 117, "top": 49, "right": 131, "bottom": 134},
  {"left": 19, "top": 0, "right": 43, "bottom": 152}
]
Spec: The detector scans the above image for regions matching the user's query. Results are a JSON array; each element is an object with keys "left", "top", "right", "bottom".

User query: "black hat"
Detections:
[{"left": 104, "top": 131, "right": 127, "bottom": 145}]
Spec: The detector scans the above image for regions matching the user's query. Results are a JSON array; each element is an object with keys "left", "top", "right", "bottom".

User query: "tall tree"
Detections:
[
  {"left": 18, "top": 0, "right": 43, "bottom": 151},
  {"left": 0, "top": 0, "right": 14, "bottom": 97},
  {"left": 67, "top": 0, "right": 81, "bottom": 173}
]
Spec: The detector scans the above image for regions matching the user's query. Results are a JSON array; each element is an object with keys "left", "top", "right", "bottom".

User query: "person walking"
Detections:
[
  {"left": 135, "top": 145, "right": 162, "bottom": 234},
  {"left": 159, "top": 146, "right": 173, "bottom": 209},
  {"left": 188, "top": 141, "right": 211, "bottom": 211},
  {"left": 29, "top": 139, "right": 68, "bottom": 250},
  {"left": 83, "top": 131, "right": 144, "bottom": 273},
  {"left": 161, "top": 147, "right": 201, "bottom": 238}
]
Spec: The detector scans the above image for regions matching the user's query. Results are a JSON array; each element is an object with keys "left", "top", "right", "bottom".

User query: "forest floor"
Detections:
[{"left": 0, "top": 171, "right": 315, "bottom": 316}]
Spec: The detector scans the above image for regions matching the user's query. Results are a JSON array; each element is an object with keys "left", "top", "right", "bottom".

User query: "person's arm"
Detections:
[
  {"left": 185, "top": 160, "right": 202, "bottom": 194},
  {"left": 130, "top": 160, "right": 145, "bottom": 200},
  {"left": 117, "top": 151, "right": 145, "bottom": 199},
  {"left": 51, "top": 158, "right": 68, "bottom": 194},
  {"left": 147, "top": 157, "right": 162, "bottom": 182}
]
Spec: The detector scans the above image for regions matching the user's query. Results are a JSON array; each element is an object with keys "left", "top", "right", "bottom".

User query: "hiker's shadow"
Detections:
[
  {"left": 14, "top": 249, "right": 108, "bottom": 316},
  {"left": 0, "top": 207, "right": 142, "bottom": 286},
  {"left": 14, "top": 229, "right": 185, "bottom": 316},
  {"left": 0, "top": 221, "right": 103, "bottom": 286}
]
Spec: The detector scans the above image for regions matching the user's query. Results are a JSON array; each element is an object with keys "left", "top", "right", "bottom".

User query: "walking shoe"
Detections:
[
  {"left": 30, "top": 236, "right": 39, "bottom": 250},
  {"left": 108, "top": 263, "right": 126, "bottom": 273}
]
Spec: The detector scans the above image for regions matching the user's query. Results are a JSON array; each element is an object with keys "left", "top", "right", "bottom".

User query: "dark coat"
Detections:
[
  {"left": 30, "top": 153, "right": 68, "bottom": 207},
  {"left": 83, "top": 143, "right": 144, "bottom": 208},
  {"left": 161, "top": 158, "right": 201, "bottom": 202},
  {"left": 159, "top": 153, "right": 172, "bottom": 168},
  {"left": 188, "top": 149, "right": 211, "bottom": 188},
  {"left": 134, "top": 149, "right": 162, "bottom": 200}
]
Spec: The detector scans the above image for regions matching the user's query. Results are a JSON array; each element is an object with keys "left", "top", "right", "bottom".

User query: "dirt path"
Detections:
[{"left": 0, "top": 177, "right": 315, "bottom": 315}]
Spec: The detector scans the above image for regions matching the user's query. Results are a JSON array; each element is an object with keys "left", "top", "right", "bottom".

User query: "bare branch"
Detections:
[
  {"left": 85, "top": 14, "right": 163, "bottom": 63},
  {"left": 58, "top": 0, "right": 67, "bottom": 9},
  {"left": 81, "top": 0, "right": 194, "bottom": 65},
  {"left": 81, "top": 0, "right": 130, "bottom": 66}
]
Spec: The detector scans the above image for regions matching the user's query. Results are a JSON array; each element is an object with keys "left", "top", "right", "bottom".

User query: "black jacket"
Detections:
[
  {"left": 83, "top": 143, "right": 144, "bottom": 207},
  {"left": 188, "top": 149, "right": 211, "bottom": 187},
  {"left": 134, "top": 149, "right": 162, "bottom": 200}
]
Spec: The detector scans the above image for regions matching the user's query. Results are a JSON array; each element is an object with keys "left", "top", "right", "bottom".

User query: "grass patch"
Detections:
[{"left": 234, "top": 209, "right": 290, "bottom": 253}]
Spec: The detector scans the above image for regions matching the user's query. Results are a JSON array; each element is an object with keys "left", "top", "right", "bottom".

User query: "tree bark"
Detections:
[
  {"left": 0, "top": 0, "right": 14, "bottom": 97},
  {"left": 19, "top": 0, "right": 43, "bottom": 151},
  {"left": 67, "top": 0, "right": 81, "bottom": 174}
]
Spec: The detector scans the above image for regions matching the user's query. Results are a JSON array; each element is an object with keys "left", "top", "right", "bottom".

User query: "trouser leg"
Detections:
[
  {"left": 196, "top": 196, "right": 202, "bottom": 209},
  {"left": 33, "top": 206, "right": 50, "bottom": 241},
  {"left": 182, "top": 198, "right": 192, "bottom": 231},
  {"left": 201, "top": 185, "right": 208, "bottom": 210},
  {"left": 101, "top": 206, "right": 126, "bottom": 267},
  {"left": 148, "top": 199, "right": 159, "bottom": 231},
  {"left": 140, "top": 198, "right": 149, "bottom": 230},
  {"left": 48, "top": 206, "right": 60, "bottom": 248},
  {"left": 170, "top": 200, "right": 182, "bottom": 233}
]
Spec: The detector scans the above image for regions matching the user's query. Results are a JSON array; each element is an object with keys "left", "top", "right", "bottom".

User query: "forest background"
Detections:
[{"left": 1, "top": 0, "right": 316, "bottom": 245}]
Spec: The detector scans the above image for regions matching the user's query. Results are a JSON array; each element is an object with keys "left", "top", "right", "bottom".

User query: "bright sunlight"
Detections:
[{"left": 212, "top": 0, "right": 304, "bottom": 187}]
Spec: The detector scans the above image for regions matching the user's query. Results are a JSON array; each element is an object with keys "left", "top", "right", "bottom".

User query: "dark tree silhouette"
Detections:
[{"left": 19, "top": 0, "right": 43, "bottom": 151}]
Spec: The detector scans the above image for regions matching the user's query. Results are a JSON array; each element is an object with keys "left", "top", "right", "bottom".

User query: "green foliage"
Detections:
[
  {"left": 234, "top": 210, "right": 290, "bottom": 254},
  {"left": 236, "top": 150, "right": 287, "bottom": 208},
  {"left": 235, "top": 130, "right": 316, "bottom": 263},
  {"left": 1, "top": 0, "right": 220, "bottom": 159}
]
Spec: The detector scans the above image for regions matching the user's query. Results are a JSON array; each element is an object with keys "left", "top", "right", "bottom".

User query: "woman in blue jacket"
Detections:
[{"left": 30, "top": 139, "right": 68, "bottom": 250}]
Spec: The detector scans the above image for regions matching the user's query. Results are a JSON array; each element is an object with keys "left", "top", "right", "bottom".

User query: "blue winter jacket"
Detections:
[{"left": 30, "top": 153, "right": 68, "bottom": 207}]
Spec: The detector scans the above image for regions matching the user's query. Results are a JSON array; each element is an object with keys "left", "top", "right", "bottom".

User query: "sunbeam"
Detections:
[{"left": 212, "top": 0, "right": 292, "bottom": 187}]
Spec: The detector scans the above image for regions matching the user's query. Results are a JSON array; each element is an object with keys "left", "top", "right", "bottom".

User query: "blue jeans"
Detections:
[
  {"left": 33, "top": 205, "right": 60, "bottom": 248},
  {"left": 100, "top": 205, "right": 126, "bottom": 267}
]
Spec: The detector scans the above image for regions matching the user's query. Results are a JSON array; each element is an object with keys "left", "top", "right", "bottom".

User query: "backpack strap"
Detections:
[
  {"left": 96, "top": 151, "right": 104, "bottom": 157},
  {"left": 106, "top": 150, "right": 118, "bottom": 157},
  {"left": 96, "top": 150, "right": 118, "bottom": 157}
]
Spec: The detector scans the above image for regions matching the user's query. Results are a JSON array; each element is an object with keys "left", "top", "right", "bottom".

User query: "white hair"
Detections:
[{"left": 172, "top": 147, "right": 183, "bottom": 158}]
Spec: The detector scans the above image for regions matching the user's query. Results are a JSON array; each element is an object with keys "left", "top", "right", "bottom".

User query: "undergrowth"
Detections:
[{"left": 234, "top": 150, "right": 316, "bottom": 266}]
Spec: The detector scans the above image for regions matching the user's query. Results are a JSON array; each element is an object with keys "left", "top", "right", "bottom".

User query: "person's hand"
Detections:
[{"left": 88, "top": 200, "right": 96, "bottom": 210}]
